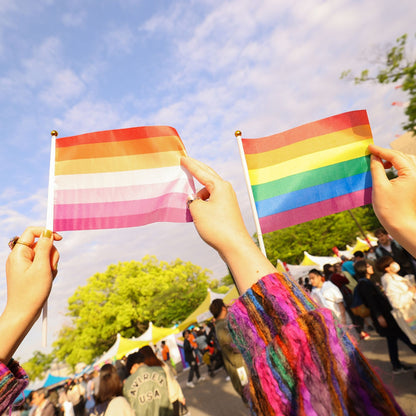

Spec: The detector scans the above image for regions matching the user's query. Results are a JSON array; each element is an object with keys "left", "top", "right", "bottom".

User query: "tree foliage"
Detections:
[
  {"left": 341, "top": 33, "right": 416, "bottom": 132},
  {"left": 262, "top": 205, "right": 381, "bottom": 265},
  {"left": 22, "top": 351, "right": 54, "bottom": 381},
  {"left": 53, "top": 256, "right": 220, "bottom": 367}
]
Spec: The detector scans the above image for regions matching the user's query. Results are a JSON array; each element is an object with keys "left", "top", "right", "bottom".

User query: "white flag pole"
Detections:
[
  {"left": 235, "top": 130, "right": 267, "bottom": 257},
  {"left": 42, "top": 130, "right": 58, "bottom": 346}
]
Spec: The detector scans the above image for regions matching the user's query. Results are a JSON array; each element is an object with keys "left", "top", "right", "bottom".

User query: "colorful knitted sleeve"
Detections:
[
  {"left": 0, "top": 359, "right": 29, "bottom": 414},
  {"left": 227, "top": 272, "right": 405, "bottom": 416}
]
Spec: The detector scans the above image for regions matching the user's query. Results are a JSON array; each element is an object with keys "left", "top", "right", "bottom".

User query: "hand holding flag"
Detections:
[
  {"left": 181, "top": 157, "right": 276, "bottom": 293},
  {"left": 369, "top": 144, "right": 416, "bottom": 257}
]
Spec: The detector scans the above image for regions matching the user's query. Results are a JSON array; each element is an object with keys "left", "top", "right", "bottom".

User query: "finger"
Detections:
[
  {"left": 18, "top": 227, "right": 62, "bottom": 244},
  {"left": 181, "top": 157, "right": 223, "bottom": 190},
  {"left": 51, "top": 246, "right": 60, "bottom": 272},
  {"left": 370, "top": 154, "right": 390, "bottom": 190},
  {"left": 368, "top": 144, "right": 409, "bottom": 171},
  {"left": 31, "top": 229, "right": 54, "bottom": 272},
  {"left": 16, "top": 226, "right": 45, "bottom": 247}
]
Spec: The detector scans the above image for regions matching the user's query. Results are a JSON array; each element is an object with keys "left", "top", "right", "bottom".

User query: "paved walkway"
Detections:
[
  {"left": 358, "top": 333, "right": 416, "bottom": 415},
  {"left": 177, "top": 331, "right": 416, "bottom": 415}
]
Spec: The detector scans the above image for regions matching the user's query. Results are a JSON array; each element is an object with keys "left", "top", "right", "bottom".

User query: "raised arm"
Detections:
[
  {"left": 0, "top": 227, "right": 61, "bottom": 364},
  {"left": 180, "top": 157, "right": 276, "bottom": 293},
  {"left": 369, "top": 144, "right": 416, "bottom": 257}
]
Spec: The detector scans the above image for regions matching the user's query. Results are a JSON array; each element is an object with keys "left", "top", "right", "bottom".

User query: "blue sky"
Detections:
[{"left": 0, "top": 0, "right": 414, "bottom": 363}]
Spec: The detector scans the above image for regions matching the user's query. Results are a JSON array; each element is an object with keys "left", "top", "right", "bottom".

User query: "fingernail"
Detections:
[{"left": 42, "top": 229, "right": 52, "bottom": 239}]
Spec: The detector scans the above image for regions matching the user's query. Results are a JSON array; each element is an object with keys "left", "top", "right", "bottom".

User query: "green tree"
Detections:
[
  {"left": 341, "top": 33, "right": 416, "bottom": 132},
  {"left": 221, "top": 273, "right": 235, "bottom": 286},
  {"left": 22, "top": 351, "right": 54, "bottom": 381},
  {"left": 53, "top": 256, "right": 214, "bottom": 367},
  {"left": 262, "top": 205, "right": 380, "bottom": 265}
]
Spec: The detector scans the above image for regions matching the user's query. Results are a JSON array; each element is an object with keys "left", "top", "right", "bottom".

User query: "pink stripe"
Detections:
[
  {"left": 54, "top": 207, "right": 192, "bottom": 231},
  {"left": 55, "top": 178, "right": 191, "bottom": 204},
  {"left": 259, "top": 188, "right": 372, "bottom": 233},
  {"left": 54, "top": 192, "right": 188, "bottom": 219}
]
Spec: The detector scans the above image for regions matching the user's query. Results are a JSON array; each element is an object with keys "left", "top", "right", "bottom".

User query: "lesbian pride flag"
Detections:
[
  {"left": 241, "top": 110, "right": 373, "bottom": 233},
  {"left": 52, "top": 126, "right": 195, "bottom": 231}
]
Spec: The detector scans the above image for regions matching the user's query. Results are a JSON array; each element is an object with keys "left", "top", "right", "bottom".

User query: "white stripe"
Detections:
[{"left": 54, "top": 165, "right": 193, "bottom": 190}]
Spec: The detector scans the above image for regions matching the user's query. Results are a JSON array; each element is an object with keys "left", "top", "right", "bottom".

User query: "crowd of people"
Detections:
[
  {"left": 7, "top": 319, "right": 244, "bottom": 415},
  {"left": 7, "top": 343, "right": 187, "bottom": 416},
  {"left": 296, "top": 229, "right": 416, "bottom": 375},
  {"left": 1, "top": 144, "right": 416, "bottom": 415}
]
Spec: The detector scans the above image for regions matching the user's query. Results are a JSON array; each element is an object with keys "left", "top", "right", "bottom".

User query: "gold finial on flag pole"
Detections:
[
  {"left": 234, "top": 129, "right": 267, "bottom": 257},
  {"left": 51, "top": 130, "right": 58, "bottom": 137}
]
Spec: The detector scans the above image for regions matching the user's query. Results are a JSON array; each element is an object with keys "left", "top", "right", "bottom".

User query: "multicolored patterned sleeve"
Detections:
[
  {"left": 227, "top": 272, "right": 405, "bottom": 416},
  {"left": 0, "top": 359, "right": 29, "bottom": 414}
]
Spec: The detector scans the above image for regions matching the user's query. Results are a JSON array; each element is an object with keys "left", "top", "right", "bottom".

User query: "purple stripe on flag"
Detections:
[{"left": 259, "top": 188, "right": 372, "bottom": 233}]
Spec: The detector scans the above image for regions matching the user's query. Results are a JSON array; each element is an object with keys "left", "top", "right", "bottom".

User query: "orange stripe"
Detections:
[
  {"left": 55, "top": 150, "right": 186, "bottom": 175},
  {"left": 245, "top": 124, "right": 371, "bottom": 170},
  {"left": 56, "top": 136, "right": 184, "bottom": 161},
  {"left": 241, "top": 110, "right": 369, "bottom": 154}
]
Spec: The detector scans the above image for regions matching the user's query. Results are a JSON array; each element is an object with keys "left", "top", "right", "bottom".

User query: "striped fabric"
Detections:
[
  {"left": 227, "top": 273, "right": 405, "bottom": 416},
  {"left": 53, "top": 126, "right": 195, "bottom": 231},
  {"left": 241, "top": 110, "right": 373, "bottom": 233},
  {"left": 0, "top": 360, "right": 28, "bottom": 414}
]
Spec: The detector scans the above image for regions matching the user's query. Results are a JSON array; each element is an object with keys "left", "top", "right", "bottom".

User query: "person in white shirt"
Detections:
[
  {"left": 376, "top": 255, "right": 416, "bottom": 345},
  {"left": 308, "top": 269, "right": 347, "bottom": 325}
]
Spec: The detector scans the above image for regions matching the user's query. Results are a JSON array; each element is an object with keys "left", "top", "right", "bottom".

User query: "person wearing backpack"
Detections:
[{"left": 354, "top": 260, "right": 416, "bottom": 374}]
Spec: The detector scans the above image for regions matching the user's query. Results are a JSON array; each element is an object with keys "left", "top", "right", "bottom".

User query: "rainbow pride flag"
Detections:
[
  {"left": 241, "top": 110, "right": 373, "bottom": 233},
  {"left": 53, "top": 126, "right": 195, "bottom": 231}
]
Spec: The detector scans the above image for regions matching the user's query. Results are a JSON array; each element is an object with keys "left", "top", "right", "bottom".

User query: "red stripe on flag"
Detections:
[{"left": 241, "top": 110, "right": 369, "bottom": 154}]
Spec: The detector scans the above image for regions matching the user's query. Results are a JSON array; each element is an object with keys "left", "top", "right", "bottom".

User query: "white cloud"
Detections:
[
  {"left": 53, "top": 100, "right": 122, "bottom": 135},
  {"left": 61, "top": 10, "right": 86, "bottom": 27},
  {"left": 104, "top": 27, "right": 136, "bottom": 56},
  {"left": 39, "top": 69, "right": 85, "bottom": 106}
]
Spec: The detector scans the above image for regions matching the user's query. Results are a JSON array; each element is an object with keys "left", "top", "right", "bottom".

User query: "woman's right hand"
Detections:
[
  {"left": 180, "top": 157, "right": 253, "bottom": 253},
  {"left": 181, "top": 157, "right": 277, "bottom": 293}
]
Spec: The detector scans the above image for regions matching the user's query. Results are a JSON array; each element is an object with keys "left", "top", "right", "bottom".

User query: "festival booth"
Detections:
[
  {"left": 93, "top": 324, "right": 180, "bottom": 368},
  {"left": 300, "top": 251, "right": 339, "bottom": 267},
  {"left": 346, "top": 236, "right": 378, "bottom": 253},
  {"left": 177, "top": 287, "right": 239, "bottom": 332},
  {"left": 93, "top": 333, "right": 148, "bottom": 368},
  {"left": 276, "top": 234, "right": 378, "bottom": 282},
  {"left": 277, "top": 252, "right": 341, "bottom": 282},
  {"left": 134, "top": 322, "right": 181, "bottom": 367},
  {"left": 24, "top": 373, "right": 69, "bottom": 397}
]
